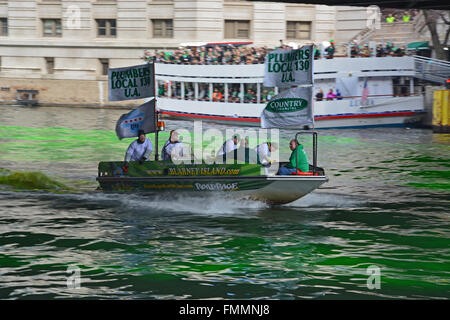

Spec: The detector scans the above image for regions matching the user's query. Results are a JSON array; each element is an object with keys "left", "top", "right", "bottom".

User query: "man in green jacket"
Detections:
[{"left": 277, "top": 139, "right": 309, "bottom": 175}]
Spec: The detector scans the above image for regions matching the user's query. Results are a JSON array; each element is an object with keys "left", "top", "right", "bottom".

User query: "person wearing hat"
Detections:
[
  {"left": 124, "top": 129, "right": 153, "bottom": 166},
  {"left": 326, "top": 40, "right": 335, "bottom": 59}
]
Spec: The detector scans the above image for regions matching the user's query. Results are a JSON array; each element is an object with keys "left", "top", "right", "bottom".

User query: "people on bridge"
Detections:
[
  {"left": 386, "top": 14, "right": 395, "bottom": 23},
  {"left": 277, "top": 139, "right": 309, "bottom": 175},
  {"left": 124, "top": 129, "right": 153, "bottom": 166}
]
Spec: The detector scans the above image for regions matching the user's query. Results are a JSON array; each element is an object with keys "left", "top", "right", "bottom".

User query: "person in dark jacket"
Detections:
[{"left": 315, "top": 89, "right": 324, "bottom": 101}]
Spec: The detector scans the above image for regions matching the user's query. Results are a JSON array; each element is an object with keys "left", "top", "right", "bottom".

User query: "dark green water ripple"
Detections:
[{"left": 0, "top": 105, "right": 449, "bottom": 299}]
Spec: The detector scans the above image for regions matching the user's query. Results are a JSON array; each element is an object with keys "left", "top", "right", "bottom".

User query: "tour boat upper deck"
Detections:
[{"left": 151, "top": 55, "right": 438, "bottom": 128}]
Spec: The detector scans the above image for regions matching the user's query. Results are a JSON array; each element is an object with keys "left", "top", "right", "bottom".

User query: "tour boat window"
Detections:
[
  {"left": 244, "top": 83, "right": 257, "bottom": 104},
  {"left": 184, "top": 82, "right": 195, "bottom": 100},
  {"left": 198, "top": 83, "right": 209, "bottom": 101},
  {"left": 262, "top": 86, "right": 276, "bottom": 103},
  {"left": 228, "top": 84, "right": 241, "bottom": 103},
  {"left": 212, "top": 83, "right": 225, "bottom": 102},
  {"left": 157, "top": 80, "right": 168, "bottom": 97},
  {"left": 173, "top": 82, "right": 182, "bottom": 99}
]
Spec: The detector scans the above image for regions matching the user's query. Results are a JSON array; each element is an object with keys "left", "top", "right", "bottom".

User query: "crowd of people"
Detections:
[
  {"left": 382, "top": 9, "right": 420, "bottom": 23},
  {"left": 349, "top": 41, "right": 409, "bottom": 58},
  {"left": 315, "top": 88, "right": 343, "bottom": 101},
  {"left": 144, "top": 46, "right": 270, "bottom": 65},
  {"left": 157, "top": 81, "right": 276, "bottom": 104},
  {"left": 143, "top": 40, "right": 411, "bottom": 66}
]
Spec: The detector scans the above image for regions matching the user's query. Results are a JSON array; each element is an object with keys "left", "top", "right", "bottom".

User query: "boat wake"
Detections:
[
  {"left": 115, "top": 193, "right": 269, "bottom": 216},
  {"left": 286, "top": 191, "right": 368, "bottom": 209},
  {"left": 0, "top": 189, "right": 269, "bottom": 216}
]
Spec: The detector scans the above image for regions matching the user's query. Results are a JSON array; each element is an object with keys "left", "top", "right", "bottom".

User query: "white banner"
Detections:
[
  {"left": 108, "top": 64, "right": 155, "bottom": 101},
  {"left": 260, "top": 87, "right": 314, "bottom": 129},
  {"left": 263, "top": 45, "right": 313, "bottom": 87}
]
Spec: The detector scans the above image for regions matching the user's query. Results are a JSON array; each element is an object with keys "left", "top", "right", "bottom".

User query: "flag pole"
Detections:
[{"left": 152, "top": 61, "right": 159, "bottom": 161}]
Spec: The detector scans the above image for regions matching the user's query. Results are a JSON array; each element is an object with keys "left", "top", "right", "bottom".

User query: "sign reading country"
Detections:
[
  {"left": 108, "top": 64, "right": 155, "bottom": 101},
  {"left": 261, "top": 86, "right": 314, "bottom": 129},
  {"left": 263, "top": 45, "right": 313, "bottom": 87},
  {"left": 115, "top": 99, "right": 156, "bottom": 139}
]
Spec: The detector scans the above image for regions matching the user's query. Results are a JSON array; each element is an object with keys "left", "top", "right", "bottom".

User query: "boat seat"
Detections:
[{"left": 290, "top": 169, "right": 320, "bottom": 176}]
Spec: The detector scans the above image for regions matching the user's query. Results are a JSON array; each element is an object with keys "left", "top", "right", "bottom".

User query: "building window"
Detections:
[
  {"left": 45, "top": 57, "right": 54, "bottom": 74},
  {"left": 0, "top": 18, "right": 7, "bottom": 36},
  {"left": 286, "top": 21, "right": 311, "bottom": 40},
  {"left": 42, "top": 19, "right": 62, "bottom": 37},
  {"left": 152, "top": 19, "right": 173, "bottom": 38},
  {"left": 96, "top": 19, "right": 116, "bottom": 37},
  {"left": 99, "top": 58, "right": 109, "bottom": 75},
  {"left": 224, "top": 20, "right": 250, "bottom": 39}
]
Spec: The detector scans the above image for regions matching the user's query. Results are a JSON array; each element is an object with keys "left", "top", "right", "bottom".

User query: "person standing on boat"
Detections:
[
  {"left": 162, "top": 130, "right": 175, "bottom": 157},
  {"left": 216, "top": 135, "right": 239, "bottom": 157},
  {"left": 315, "top": 89, "right": 324, "bottom": 101},
  {"left": 254, "top": 142, "right": 277, "bottom": 166},
  {"left": 161, "top": 131, "right": 185, "bottom": 162},
  {"left": 277, "top": 139, "right": 309, "bottom": 175},
  {"left": 326, "top": 89, "right": 336, "bottom": 101},
  {"left": 124, "top": 129, "right": 153, "bottom": 166},
  {"left": 326, "top": 40, "right": 335, "bottom": 59}
]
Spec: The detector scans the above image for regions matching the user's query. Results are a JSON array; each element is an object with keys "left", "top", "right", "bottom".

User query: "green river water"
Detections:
[{"left": 0, "top": 105, "right": 449, "bottom": 299}]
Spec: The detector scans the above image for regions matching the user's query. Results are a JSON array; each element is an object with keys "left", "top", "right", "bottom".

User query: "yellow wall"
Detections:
[{"left": 432, "top": 90, "right": 450, "bottom": 132}]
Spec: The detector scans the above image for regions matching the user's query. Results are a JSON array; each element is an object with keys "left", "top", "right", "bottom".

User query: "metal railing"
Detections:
[
  {"left": 295, "top": 131, "right": 319, "bottom": 175},
  {"left": 413, "top": 55, "right": 450, "bottom": 84}
]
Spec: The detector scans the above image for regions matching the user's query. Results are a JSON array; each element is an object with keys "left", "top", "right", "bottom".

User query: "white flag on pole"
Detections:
[
  {"left": 260, "top": 86, "right": 314, "bottom": 129},
  {"left": 115, "top": 99, "right": 156, "bottom": 140}
]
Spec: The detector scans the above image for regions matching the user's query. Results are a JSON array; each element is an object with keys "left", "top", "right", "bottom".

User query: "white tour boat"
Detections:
[{"left": 153, "top": 56, "right": 425, "bottom": 128}]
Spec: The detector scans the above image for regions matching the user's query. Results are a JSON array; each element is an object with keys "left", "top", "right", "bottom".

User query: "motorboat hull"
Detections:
[{"left": 96, "top": 162, "right": 328, "bottom": 205}]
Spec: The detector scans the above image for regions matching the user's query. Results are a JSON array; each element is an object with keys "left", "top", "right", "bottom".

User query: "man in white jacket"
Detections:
[
  {"left": 216, "top": 135, "right": 239, "bottom": 157},
  {"left": 254, "top": 142, "right": 277, "bottom": 166},
  {"left": 124, "top": 129, "right": 153, "bottom": 166},
  {"left": 161, "top": 131, "right": 186, "bottom": 162}
]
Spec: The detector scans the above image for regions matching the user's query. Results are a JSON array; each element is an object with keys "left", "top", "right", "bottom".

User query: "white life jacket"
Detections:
[
  {"left": 254, "top": 143, "right": 271, "bottom": 164},
  {"left": 125, "top": 138, "right": 153, "bottom": 162},
  {"left": 162, "top": 140, "right": 184, "bottom": 161},
  {"left": 216, "top": 139, "right": 237, "bottom": 156}
]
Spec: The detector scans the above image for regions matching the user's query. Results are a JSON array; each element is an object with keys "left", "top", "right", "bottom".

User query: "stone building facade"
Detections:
[{"left": 0, "top": 0, "right": 369, "bottom": 106}]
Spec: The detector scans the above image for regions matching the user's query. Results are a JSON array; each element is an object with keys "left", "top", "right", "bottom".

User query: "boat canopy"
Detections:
[{"left": 407, "top": 41, "right": 429, "bottom": 50}]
